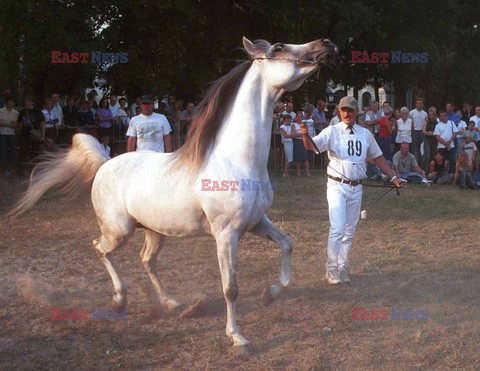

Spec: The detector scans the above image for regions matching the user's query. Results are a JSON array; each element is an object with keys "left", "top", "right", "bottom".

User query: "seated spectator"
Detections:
[
  {"left": 392, "top": 143, "right": 427, "bottom": 183},
  {"left": 0, "top": 97, "right": 19, "bottom": 176},
  {"left": 394, "top": 107, "right": 412, "bottom": 153},
  {"left": 454, "top": 151, "right": 477, "bottom": 189},
  {"left": 366, "top": 158, "right": 389, "bottom": 181},
  {"left": 378, "top": 107, "right": 394, "bottom": 160},
  {"left": 280, "top": 115, "right": 294, "bottom": 177},
  {"left": 41, "top": 137, "right": 58, "bottom": 153},
  {"left": 427, "top": 150, "right": 453, "bottom": 184}
]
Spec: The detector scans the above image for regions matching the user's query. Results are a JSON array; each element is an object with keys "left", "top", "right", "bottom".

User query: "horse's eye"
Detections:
[{"left": 273, "top": 44, "right": 284, "bottom": 52}]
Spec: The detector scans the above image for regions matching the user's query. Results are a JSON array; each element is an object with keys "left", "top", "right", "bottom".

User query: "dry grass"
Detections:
[{"left": 1, "top": 171, "right": 480, "bottom": 370}]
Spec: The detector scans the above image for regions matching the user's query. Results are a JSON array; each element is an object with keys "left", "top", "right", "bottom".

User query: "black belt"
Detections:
[{"left": 327, "top": 174, "right": 362, "bottom": 186}]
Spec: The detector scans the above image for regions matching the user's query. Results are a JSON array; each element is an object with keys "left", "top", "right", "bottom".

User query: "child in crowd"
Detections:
[
  {"left": 280, "top": 115, "right": 294, "bottom": 177},
  {"left": 100, "top": 135, "right": 111, "bottom": 157},
  {"left": 427, "top": 150, "right": 453, "bottom": 184},
  {"left": 454, "top": 151, "right": 477, "bottom": 189},
  {"left": 462, "top": 132, "right": 477, "bottom": 169}
]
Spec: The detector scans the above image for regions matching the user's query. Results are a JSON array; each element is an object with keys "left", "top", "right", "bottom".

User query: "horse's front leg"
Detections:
[
  {"left": 250, "top": 214, "right": 293, "bottom": 306},
  {"left": 214, "top": 228, "right": 253, "bottom": 355}
]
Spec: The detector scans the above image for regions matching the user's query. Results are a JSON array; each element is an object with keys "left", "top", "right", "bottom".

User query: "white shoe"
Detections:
[
  {"left": 325, "top": 270, "right": 341, "bottom": 284},
  {"left": 339, "top": 269, "right": 351, "bottom": 283}
]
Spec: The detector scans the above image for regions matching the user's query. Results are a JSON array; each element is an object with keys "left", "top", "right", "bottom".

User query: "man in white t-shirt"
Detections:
[
  {"left": 301, "top": 96, "right": 402, "bottom": 285},
  {"left": 282, "top": 101, "right": 296, "bottom": 121},
  {"left": 127, "top": 95, "right": 172, "bottom": 153},
  {"left": 409, "top": 98, "right": 427, "bottom": 165},
  {"left": 434, "top": 110, "right": 459, "bottom": 173},
  {"left": 469, "top": 105, "right": 480, "bottom": 138}
]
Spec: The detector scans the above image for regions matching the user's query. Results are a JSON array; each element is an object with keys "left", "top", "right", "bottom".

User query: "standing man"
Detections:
[
  {"left": 51, "top": 93, "right": 64, "bottom": 127},
  {"left": 282, "top": 101, "right": 296, "bottom": 121},
  {"left": 0, "top": 97, "right": 19, "bottom": 176},
  {"left": 434, "top": 110, "right": 459, "bottom": 174},
  {"left": 301, "top": 96, "right": 402, "bottom": 284},
  {"left": 409, "top": 98, "right": 427, "bottom": 164},
  {"left": 366, "top": 100, "right": 382, "bottom": 137},
  {"left": 312, "top": 99, "right": 328, "bottom": 132},
  {"left": 127, "top": 95, "right": 172, "bottom": 153}
]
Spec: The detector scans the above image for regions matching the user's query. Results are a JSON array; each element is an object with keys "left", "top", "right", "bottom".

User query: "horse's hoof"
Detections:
[
  {"left": 232, "top": 342, "right": 254, "bottom": 357},
  {"left": 261, "top": 286, "right": 275, "bottom": 307},
  {"left": 112, "top": 298, "right": 127, "bottom": 312},
  {"left": 180, "top": 295, "right": 206, "bottom": 319}
]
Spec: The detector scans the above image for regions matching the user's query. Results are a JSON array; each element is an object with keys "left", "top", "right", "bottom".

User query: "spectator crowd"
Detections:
[
  {"left": 1, "top": 86, "right": 479, "bottom": 190},
  {"left": 275, "top": 98, "right": 480, "bottom": 190}
]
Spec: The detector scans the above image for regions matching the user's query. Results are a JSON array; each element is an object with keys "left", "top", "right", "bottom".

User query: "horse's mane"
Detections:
[{"left": 169, "top": 60, "right": 253, "bottom": 176}]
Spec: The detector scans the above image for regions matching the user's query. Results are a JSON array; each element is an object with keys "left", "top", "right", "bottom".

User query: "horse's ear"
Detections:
[
  {"left": 243, "top": 37, "right": 256, "bottom": 56},
  {"left": 243, "top": 37, "right": 271, "bottom": 57}
]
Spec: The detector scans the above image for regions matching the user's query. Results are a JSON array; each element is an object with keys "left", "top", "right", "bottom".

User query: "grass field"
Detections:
[{"left": 1, "top": 170, "right": 480, "bottom": 370}]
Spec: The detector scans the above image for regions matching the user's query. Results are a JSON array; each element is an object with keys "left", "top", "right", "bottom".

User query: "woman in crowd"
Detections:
[
  {"left": 96, "top": 97, "right": 114, "bottom": 142},
  {"left": 79, "top": 100, "right": 98, "bottom": 137},
  {"left": 422, "top": 107, "right": 438, "bottom": 172},
  {"left": 292, "top": 110, "right": 311, "bottom": 176},
  {"left": 395, "top": 107, "right": 412, "bottom": 153},
  {"left": 378, "top": 107, "right": 394, "bottom": 161}
]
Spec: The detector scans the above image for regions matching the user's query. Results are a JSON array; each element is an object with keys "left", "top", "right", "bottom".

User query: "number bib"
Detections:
[{"left": 337, "top": 129, "right": 367, "bottom": 164}]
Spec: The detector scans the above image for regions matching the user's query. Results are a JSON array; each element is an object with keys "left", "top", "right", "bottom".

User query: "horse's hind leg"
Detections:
[
  {"left": 250, "top": 214, "right": 293, "bottom": 306},
  {"left": 140, "top": 229, "right": 181, "bottom": 311},
  {"left": 92, "top": 234, "right": 131, "bottom": 311}
]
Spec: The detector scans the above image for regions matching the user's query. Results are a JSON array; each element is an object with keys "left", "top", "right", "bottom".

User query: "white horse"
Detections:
[{"left": 10, "top": 37, "right": 337, "bottom": 354}]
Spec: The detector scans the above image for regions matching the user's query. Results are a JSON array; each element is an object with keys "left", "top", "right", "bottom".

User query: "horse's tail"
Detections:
[{"left": 8, "top": 134, "right": 109, "bottom": 218}]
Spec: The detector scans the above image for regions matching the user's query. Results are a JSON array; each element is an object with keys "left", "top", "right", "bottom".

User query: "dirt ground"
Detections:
[{"left": 1, "top": 171, "right": 480, "bottom": 370}]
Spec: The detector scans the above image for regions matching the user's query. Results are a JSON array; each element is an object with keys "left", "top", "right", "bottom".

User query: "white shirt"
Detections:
[
  {"left": 456, "top": 120, "right": 467, "bottom": 140},
  {"left": 282, "top": 111, "right": 296, "bottom": 121},
  {"left": 126, "top": 112, "right": 171, "bottom": 152},
  {"left": 312, "top": 121, "right": 382, "bottom": 180},
  {"left": 396, "top": 118, "right": 413, "bottom": 143},
  {"left": 109, "top": 103, "right": 120, "bottom": 117},
  {"left": 434, "top": 120, "right": 458, "bottom": 149},
  {"left": 117, "top": 108, "right": 130, "bottom": 126},
  {"left": 100, "top": 144, "right": 111, "bottom": 157},
  {"left": 0, "top": 107, "right": 19, "bottom": 135},
  {"left": 302, "top": 117, "right": 315, "bottom": 137},
  {"left": 469, "top": 115, "right": 480, "bottom": 127},
  {"left": 409, "top": 109, "right": 427, "bottom": 131},
  {"left": 41, "top": 109, "right": 58, "bottom": 128},
  {"left": 280, "top": 124, "right": 292, "bottom": 143},
  {"left": 52, "top": 103, "right": 63, "bottom": 125},
  {"left": 329, "top": 116, "right": 341, "bottom": 126}
]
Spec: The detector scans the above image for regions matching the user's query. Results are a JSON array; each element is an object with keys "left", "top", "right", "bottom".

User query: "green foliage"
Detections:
[{"left": 0, "top": 0, "right": 479, "bottom": 107}]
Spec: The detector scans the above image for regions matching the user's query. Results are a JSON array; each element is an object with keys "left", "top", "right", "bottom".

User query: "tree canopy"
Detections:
[{"left": 0, "top": 0, "right": 479, "bottom": 108}]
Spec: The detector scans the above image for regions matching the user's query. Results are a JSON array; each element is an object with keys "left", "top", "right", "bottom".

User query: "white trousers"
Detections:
[{"left": 326, "top": 179, "right": 363, "bottom": 271}]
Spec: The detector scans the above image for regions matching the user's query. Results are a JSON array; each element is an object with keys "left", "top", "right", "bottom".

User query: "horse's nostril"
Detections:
[{"left": 321, "top": 38, "right": 331, "bottom": 44}]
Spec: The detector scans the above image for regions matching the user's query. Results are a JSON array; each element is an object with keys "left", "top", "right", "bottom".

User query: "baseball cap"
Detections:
[
  {"left": 338, "top": 96, "right": 358, "bottom": 110},
  {"left": 140, "top": 95, "right": 154, "bottom": 103}
]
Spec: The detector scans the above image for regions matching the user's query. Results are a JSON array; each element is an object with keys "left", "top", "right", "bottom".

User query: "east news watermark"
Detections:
[
  {"left": 51, "top": 51, "right": 128, "bottom": 64},
  {"left": 352, "top": 308, "right": 428, "bottom": 320},
  {"left": 350, "top": 51, "right": 428, "bottom": 64},
  {"left": 201, "top": 179, "right": 278, "bottom": 192}
]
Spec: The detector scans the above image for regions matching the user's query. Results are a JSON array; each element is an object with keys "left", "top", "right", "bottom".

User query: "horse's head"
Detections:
[{"left": 243, "top": 37, "right": 338, "bottom": 92}]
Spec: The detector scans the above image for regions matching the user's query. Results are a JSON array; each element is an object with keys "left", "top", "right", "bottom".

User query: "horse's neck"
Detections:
[{"left": 214, "top": 64, "right": 279, "bottom": 175}]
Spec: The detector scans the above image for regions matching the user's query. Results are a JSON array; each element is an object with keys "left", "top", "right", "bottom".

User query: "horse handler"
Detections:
[{"left": 301, "top": 96, "right": 403, "bottom": 284}]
